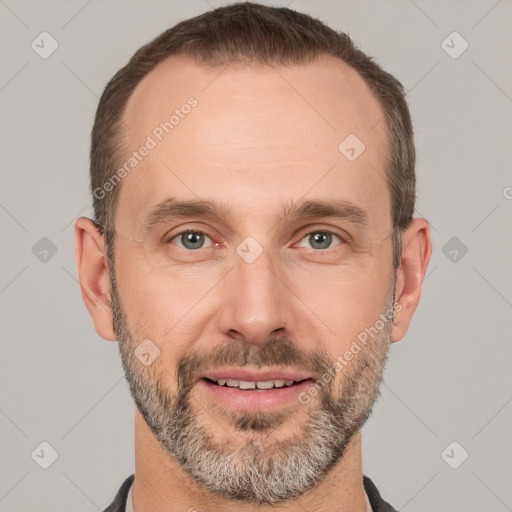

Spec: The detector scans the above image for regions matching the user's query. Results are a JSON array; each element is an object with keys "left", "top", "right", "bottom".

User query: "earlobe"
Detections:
[
  {"left": 390, "top": 218, "right": 432, "bottom": 343},
  {"left": 74, "top": 217, "right": 117, "bottom": 341}
]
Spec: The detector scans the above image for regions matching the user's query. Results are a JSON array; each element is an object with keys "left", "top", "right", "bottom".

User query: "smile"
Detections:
[
  {"left": 208, "top": 378, "right": 304, "bottom": 390},
  {"left": 199, "top": 376, "right": 315, "bottom": 411}
]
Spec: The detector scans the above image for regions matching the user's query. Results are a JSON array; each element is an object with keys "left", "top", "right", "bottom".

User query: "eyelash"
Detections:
[{"left": 165, "top": 229, "right": 348, "bottom": 251}]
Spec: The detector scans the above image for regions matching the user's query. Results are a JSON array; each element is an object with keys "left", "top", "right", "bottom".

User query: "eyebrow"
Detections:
[{"left": 143, "top": 197, "right": 369, "bottom": 231}]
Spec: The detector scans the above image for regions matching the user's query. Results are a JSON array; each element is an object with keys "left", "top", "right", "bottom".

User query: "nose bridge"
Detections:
[{"left": 217, "top": 243, "right": 290, "bottom": 344}]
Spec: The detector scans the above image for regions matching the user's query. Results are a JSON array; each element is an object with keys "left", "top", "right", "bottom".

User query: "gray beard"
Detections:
[{"left": 109, "top": 262, "right": 394, "bottom": 504}]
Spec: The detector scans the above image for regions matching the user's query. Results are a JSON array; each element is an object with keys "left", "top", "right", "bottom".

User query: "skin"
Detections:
[{"left": 75, "top": 54, "right": 431, "bottom": 511}]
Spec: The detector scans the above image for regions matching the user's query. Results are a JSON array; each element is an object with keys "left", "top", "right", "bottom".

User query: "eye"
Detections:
[
  {"left": 296, "top": 230, "right": 345, "bottom": 250},
  {"left": 164, "top": 229, "right": 346, "bottom": 252},
  {"left": 169, "top": 230, "right": 214, "bottom": 250}
]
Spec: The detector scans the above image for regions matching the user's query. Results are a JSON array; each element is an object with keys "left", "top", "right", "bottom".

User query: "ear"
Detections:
[
  {"left": 391, "top": 218, "right": 432, "bottom": 343},
  {"left": 74, "top": 217, "right": 116, "bottom": 341}
]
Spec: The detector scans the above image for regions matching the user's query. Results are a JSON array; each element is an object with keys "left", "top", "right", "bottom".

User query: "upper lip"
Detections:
[{"left": 199, "top": 368, "right": 315, "bottom": 383}]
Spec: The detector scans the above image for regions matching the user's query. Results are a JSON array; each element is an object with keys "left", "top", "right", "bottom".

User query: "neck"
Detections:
[{"left": 132, "top": 410, "right": 368, "bottom": 512}]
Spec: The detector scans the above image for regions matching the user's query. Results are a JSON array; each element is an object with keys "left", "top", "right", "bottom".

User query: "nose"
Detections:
[{"left": 217, "top": 247, "right": 292, "bottom": 346}]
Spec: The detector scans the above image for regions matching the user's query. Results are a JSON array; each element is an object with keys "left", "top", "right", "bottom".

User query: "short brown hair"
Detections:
[{"left": 91, "top": 1, "right": 415, "bottom": 270}]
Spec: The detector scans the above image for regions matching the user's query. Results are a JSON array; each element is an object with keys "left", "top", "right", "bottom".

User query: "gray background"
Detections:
[{"left": 1, "top": 0, "right": 511, "bottom": 510}]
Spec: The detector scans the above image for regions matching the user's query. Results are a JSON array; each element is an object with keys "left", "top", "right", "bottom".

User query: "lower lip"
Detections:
[{"left": 199, "top": 378, "right": 315, "bottom": 412}]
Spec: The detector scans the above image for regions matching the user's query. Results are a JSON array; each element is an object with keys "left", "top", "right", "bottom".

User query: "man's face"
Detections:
[{"left": 109, "top": 54, "right": 397, "bottom": 503}]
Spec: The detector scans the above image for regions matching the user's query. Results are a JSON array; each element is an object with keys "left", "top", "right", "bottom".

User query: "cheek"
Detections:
[
  {"left": 114, "top": 257, "right": 222, "bottom": 363},
  {"left": 115, "top": 243, "right": 218, "bottom": 312},
  {"left": 290, "top": 266, "right": 392, "bottom": 351}
]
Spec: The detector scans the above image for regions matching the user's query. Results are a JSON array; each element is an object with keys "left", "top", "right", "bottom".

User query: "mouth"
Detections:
[
  {"left": 197, "top": 369, "right": 316, "bottom": 411},
  {"left": 203, "top": 377, "right": 308, "bottom": 390}
]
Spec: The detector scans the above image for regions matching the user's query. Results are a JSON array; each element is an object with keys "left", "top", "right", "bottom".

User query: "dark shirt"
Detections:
[{"left": 103, "top": 473, "right": 398, "bottom": 512}]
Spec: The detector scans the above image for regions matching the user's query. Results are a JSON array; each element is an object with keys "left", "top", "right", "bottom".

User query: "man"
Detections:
[{"left": 74, "top": 3, "right": 431, "bottom": 511}]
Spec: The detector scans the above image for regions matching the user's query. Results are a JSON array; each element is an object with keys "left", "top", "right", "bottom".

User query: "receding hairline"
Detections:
[
  {"left": 123, "top": 51, "right": 384, "bottom": 120},
  {"left": 117, "top": 51, "right": 391, "bottom": 170},
  {"left": 108, "top": 52, "right": 393, "bottom": 234}
]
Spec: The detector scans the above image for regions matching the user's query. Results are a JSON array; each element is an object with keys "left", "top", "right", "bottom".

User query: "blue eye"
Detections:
[
  {"left": 166, "top": 229, "right": 345, "bottom": 252},
  {"left": 298, "top": 231, "right": 344, "bottom": 250},
  {"left": 170, "top": 231, "right": 213, "bottom": 250}
]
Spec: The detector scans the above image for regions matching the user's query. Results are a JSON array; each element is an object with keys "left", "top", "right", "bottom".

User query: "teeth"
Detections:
[
  {"left": 238, "top": 381, "right": 256, "bottom": 389},
  {"left": 256, "top": 381, "right": 274, "bottom": 389},
  {"left": 215, "top": 378, "right": 298, "bottom": 389}
]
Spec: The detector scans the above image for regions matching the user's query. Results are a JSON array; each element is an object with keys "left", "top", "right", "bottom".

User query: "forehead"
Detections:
[{"left": 117, "top": 53, "right": 391, "bottom": 231}]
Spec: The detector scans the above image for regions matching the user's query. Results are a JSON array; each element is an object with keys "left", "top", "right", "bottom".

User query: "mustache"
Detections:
[{"left": 175, "top": 336, "right": 333, "bottom": 389}]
